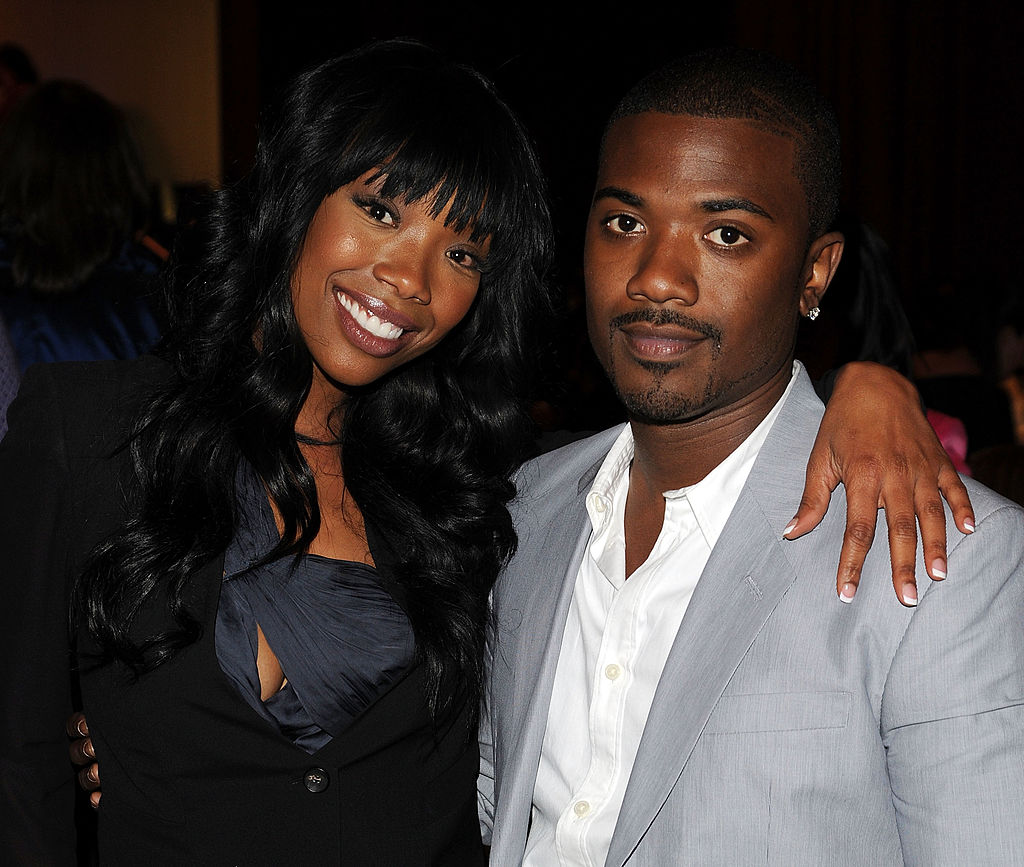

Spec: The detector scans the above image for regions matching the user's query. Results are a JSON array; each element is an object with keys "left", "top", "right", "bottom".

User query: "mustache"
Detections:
[{"left": 609, "top": 308, "right": 722, "bottom": 343}]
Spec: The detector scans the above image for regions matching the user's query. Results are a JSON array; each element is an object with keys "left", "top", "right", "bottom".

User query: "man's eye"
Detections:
[
  {"left": 605, "top": 214, "right": 643, "bottom": 234},
  {"left": 705, "top": 226, "right": 749, "bottom": 247}
]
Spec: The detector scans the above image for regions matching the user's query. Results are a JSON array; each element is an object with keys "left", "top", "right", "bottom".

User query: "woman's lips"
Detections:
[
  {"left": 332, "top": 287, "right": 417, "bottom": 357},
  {"left": 336, "top": 292, "right": 405, "bottom": 340}
]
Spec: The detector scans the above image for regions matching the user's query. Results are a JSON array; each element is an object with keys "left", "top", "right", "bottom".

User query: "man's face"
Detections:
[{"left": 584, "top": 111, "right": 840, "bottom": 425}]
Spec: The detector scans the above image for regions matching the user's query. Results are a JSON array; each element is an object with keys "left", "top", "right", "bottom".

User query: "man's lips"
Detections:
[
  {"left": 612, "top": 310, "right": 720, "bottom": 361},
  {"left": 619, "top": 322, "right": 707, "bottom": 357}
]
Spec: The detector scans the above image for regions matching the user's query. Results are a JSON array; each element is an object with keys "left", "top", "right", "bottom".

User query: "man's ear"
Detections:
[{"left": 799, "top": 231, "right": 844, "bottom": 316}]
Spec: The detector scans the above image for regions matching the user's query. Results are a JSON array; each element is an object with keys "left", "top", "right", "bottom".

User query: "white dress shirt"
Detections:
[{"left": 523, "top": 364, "right": 800, "bottom": 867}]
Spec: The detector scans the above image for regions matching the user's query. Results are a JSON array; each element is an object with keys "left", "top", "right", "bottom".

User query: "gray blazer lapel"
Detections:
[{"left": 606, "top": 371, "right": 825, "bottom": 866}]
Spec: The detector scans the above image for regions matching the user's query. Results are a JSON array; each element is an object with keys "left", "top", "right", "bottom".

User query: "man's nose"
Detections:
[{"left": 625, "top": 233, "right": 699, "bottom": 306}]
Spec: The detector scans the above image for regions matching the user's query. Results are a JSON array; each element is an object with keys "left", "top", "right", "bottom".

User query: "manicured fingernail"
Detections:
[
  {"left": 87, "top": 766, "right": 98, "bottom": 783},
  {"left": 931, "top": 559, "right": 947, "bottom": 580},
  {"left": 75, "top": 719, "right": 87, "bottom": 737},
  {"left": 963, "top": 519, "right": 975, "bottom": 534},
  {"left": 901, "top": 583, "right": 918, "bottom": 606},
  {"left": 85, "top": 740, "right": 95, "bottom": 758},
  {"left": 782, "top": 518, "right": 798, "bottom": 538},
  {"left": 839, "top": 582, "right": 856, "bottom": 603}
]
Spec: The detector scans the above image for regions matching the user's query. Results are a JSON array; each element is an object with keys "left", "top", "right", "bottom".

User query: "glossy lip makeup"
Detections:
[{"left": 331, "top": 285, "right": 418, "bottom": 358}]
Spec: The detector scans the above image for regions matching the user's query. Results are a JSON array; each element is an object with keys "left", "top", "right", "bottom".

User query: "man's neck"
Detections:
[
  {"left": 629, "top": 369, "right": 793, "bottom": 493},
  {"left": 621, "top": 368, "right": 792, "bottom": 578}
]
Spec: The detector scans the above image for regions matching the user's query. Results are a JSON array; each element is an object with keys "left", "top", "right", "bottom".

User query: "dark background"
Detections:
[
  {"left": 220, "top": 0, "right": 1023, "bottom": 301},
  {"left": 215, "top": 0, "right": 1023, "bottom": 427}
]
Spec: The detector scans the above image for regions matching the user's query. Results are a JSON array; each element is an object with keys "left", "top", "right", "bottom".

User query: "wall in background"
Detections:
[{"left": 1, "top": 0, "right": 222, "bottom": 210}]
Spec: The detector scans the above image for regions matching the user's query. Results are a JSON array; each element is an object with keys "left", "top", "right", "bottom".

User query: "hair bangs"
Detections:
[{"left": 331, "top": 95, "right": 524, "bottom": 253}]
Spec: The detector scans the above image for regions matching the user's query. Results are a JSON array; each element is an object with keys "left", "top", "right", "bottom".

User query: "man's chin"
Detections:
[{"left": 617, "top": 385, "right": 715, "bottom": 426}]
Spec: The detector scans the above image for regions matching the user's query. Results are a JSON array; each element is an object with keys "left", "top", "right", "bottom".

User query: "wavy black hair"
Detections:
[{"left": 76, "top": 41, "right": 554, "bottom": 718}]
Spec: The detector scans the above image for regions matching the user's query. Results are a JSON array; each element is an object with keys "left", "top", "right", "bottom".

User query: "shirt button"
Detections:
[
  {"left": 594, "top": 497, "right": 607, "bottom": 514},
  {"left": 573, "top": 800, "right": 591, "bottom": 817},
  {"left": 303, "top": 767, "right": 330, "bottom": 793},
  {"left": 604, "top": 663, "right": 622, "bottom": 680}
]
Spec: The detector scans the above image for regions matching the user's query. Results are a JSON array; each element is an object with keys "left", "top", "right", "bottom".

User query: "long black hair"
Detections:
[{"left": 75, "top": 41, "right": 554, "bottom": 717}]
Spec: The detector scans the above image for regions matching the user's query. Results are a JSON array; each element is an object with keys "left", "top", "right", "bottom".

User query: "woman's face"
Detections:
[{"left": 291, "top": 172, "right": 489, "bottom": 413}]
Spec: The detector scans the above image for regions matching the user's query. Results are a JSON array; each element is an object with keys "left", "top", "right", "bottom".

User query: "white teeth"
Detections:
[{"left": 337, "top": 293, "right": 404, "bottom": 340}]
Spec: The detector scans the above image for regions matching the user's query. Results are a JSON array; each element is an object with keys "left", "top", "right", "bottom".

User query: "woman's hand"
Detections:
[
  {"left": 67, "top": 712, "right": 101, "bottom": 808},
  {"left": 786, "top": 362, "right": 975, "bottom": 606}
]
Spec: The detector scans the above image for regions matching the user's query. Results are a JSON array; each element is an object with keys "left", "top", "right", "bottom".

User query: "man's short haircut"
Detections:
[{"left": 608, "top": 47, "right": 841, "bottom": 239}]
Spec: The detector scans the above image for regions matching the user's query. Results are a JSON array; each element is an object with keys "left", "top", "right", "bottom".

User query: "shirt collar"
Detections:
[{"left": 585, "top": 361, "right": 802, "bottom": 547}]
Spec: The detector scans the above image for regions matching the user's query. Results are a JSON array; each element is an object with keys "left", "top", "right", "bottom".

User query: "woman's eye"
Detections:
[
  {"left": 355, "top": 197, "right": 397, "bottom": 225},
  {"left": 605, "top": 214, "right": 643, "bottom": 235},
  {"left": 446, "top": 249, "right": 481, "bottom": 270},
  {"left": 705, "top": 226, "right": 749, "bottom": 247}
]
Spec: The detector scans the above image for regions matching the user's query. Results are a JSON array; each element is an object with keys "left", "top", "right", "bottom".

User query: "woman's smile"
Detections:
[{"left": 333, "top": 286, "right": 417, "bottom": 356}]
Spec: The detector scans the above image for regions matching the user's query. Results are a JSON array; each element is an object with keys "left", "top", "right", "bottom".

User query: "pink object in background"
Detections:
[{"left": 927, "top": 408, "right": 971, "bottom": 476}]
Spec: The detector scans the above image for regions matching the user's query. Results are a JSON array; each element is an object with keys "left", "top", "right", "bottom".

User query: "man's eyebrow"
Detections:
[
  {"left": 592, "top": 186, "right": 644, "bottom": 208},
  {"left": 701, "top": 198, "right": 774, "bottom": 220}
]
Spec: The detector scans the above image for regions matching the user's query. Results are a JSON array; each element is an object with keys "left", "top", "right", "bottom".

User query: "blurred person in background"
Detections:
[
  {"left": 0, "top": 79, "right": 164, "bottom": 372},
  {"left": 0, "top": 43, "right": 37, "bottom": 125},
  {"left": 968, "top": 286, "right": 1024, "bottom": 504},
  {"left": 911, "top": 279, "right": 1015, "bottom": 455},
  {"left": 995, "top": 286, "right": 1024, "bottom": 444},
  {"left": 0, "top": 313, "right": 18, "bottom": 439}
]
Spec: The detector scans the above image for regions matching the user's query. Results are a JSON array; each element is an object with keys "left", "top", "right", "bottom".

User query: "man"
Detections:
[{"left": 479, "top": 48, "right": 1024, "bottom": 865}]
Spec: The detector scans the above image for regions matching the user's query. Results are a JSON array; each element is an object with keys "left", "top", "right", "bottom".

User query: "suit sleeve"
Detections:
[
  {"left": 881, "top": 502, "right": 1024, "bottom": 865},
  {"left": 0, "top": 365, "right": 78, "bottom": 865},
  {"left": 477, "top": 616, "right": 497, "bottom": 845}
]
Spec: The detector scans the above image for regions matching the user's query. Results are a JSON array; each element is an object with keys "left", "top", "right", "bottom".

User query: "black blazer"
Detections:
[{"left": 0, "top": 357, "right": 485, "bottom": 865}]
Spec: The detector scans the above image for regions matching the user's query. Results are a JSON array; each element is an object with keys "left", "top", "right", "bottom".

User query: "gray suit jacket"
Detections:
[{"left": 480, "top": 370, "right": 1024, "bottom": 865}]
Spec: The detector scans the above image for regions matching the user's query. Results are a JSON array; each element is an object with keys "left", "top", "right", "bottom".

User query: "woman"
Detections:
[
  {"left": 0, "top": 79, "right": 164, "bottom": 371},
  {"left": 1, "top": 41, "right": 551, "bottom": 865},
  {"left": 0, "top": 42, "right": 968, "bottom": 865}
]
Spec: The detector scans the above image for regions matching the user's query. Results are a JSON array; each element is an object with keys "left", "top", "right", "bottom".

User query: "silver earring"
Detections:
[{"left": 806, "top": 306, "right": 820, "bottom": 321}]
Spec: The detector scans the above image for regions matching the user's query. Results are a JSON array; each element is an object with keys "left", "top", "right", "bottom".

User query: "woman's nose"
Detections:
[{"left": 372, "top": 244, "right": 431, "bottom": 304}]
